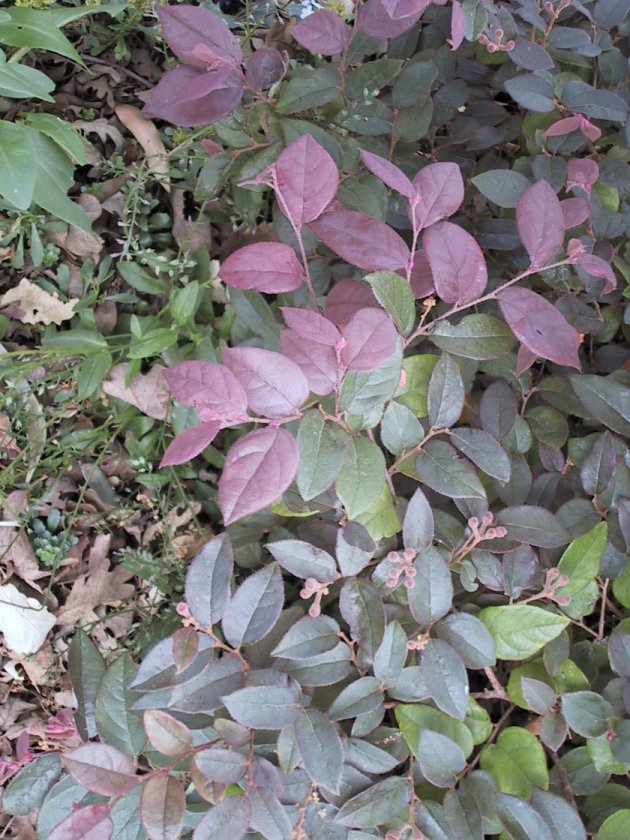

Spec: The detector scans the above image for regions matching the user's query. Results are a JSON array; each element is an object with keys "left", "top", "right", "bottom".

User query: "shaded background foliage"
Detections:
[{"left": 2, "top": 0, "right": 630, "bottom": 838}]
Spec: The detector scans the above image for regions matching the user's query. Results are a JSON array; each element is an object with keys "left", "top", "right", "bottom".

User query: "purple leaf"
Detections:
[
  {"left": 450, "top": 1, "right": 466, "bottom": 50},
  {"left": 177, "top": 65, "right": 234, "bottom": 103},
  {"left": 360, "top": 150, "right": 414, "bottom": 199},
  {"left": 157, "top": 6, "right": 242, "bottom": 68},
  {"left": 141, "top": 775, "right": 185, "bottom": 840},
  {"left": 280, "top": 330, "right": 338, "bottom": 395},
  {"left": 380, "top": 0, "right": 432, "bottom": 19},
  {"left": 274, "top": 135, "right": 339, "bottom": 226},
  {"left": 219, "top": 428, "right": 299, "bottom": 524},
  {"left": 340, "top": 308, "right": 398, "bottom": 372},
  {"left": 160, "top": 422, "right": 221, "bottom": 467},
  {"left": 576, "top": 253, "right": 617, "bottom": 294},
  {"left": 281, "top": 307, "right": 341, "bottom": 345},
  {"left": 245, "top": 47, "right": 284, "bottom": 91},
  {"left": 409, "top": 250, "right": 435, "bottom": 298},
  {"left": 516, "top": 180, "right": 565, "bottom": 267},
  {"left": 566, "top": 159, "right": 599, "bottom": 193},
  {"left": 62, "top": 744, "right": 138, "bottom": 797},
  {"left": 411, "top": 163, "right": 465, "bottom": 231},
  {"left": 49, "top": 805, "right": 113, "bottom": 840},
  {"left": 357, "top": 0, "right": 427, "bottom": 36},
  {"left": 220, "top": 242, "right": 304, "bottom": 293},
  {"left": 423, "top": 221, "right": 488, "bottom": 305},
  {"left": 292, "top": 10, "right": 351, "bottom": 56},
  {"left": 516, "top": 344, "right": 538, "bottom": 376},
  {"left": 309, "top": 210, "right": 410, "bottom": 271},
  {"left": 222, "top": 347, "right": 309, "bottom": 418},
  {"left": 561, "top": 198, "right": 590, "bottom": 229},
  {"left": 544, "top": 116, "right": 581, "bottom": 137},
  {"left": 192, "top": 796, "right": 250, "bottom": 840},
  {"left": 143, "top": 65, "right": 244, "bottom": 128},
  {"left": 324, "top": 278, "right": 379, "bottom": 327},
  {"left": 498, "top": 286, "right": 581, "bottom": 370},
  {"left": 162, "top": 361, "right": 248, "bottom": 419}
]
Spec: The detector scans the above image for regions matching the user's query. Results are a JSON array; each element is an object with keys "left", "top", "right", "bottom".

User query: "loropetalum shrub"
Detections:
[{"left": 6, "top": 2, "right": 630, "bottom": 838}]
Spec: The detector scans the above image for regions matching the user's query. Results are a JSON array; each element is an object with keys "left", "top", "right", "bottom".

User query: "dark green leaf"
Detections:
[
  {"left": 570, "top": 375, "right": 630, "bottom": 436},
  {"left": 267, "top": 539, "right": 337, "bottom": 583},
  {"left": 380, "top": 401, "right": 423, "bottom": 456},
  {"left": 496, "top": 506, "right": 569, "bottom": 547},
  {"left": 247, "top": 785, "right": 292, "bottom": 840},
  {"left": 69, "top": 629, "right": 106, "bottom": 740},
  {"left": 435, "top": 613, "right": 496, "bottom": 669},
  {"left": 192, "top": 748, "right": 247, "bottom": 784},
  {"left": 561, "top": 691, "right": 614, "bottom": 738},
  {"left": 271, "top": 615, "right": 340, "bottom": 660},
  {"left": 373, "top": 621, "right": 408, "bottom": 685},
  {"left": 418, "top": 731, "right": 466, "bottom": 787},
  {"left": 531, "top": 788, "right": 587, "bottom": 840},
  {"left": 297, "top": 412, "right": 350, "bottom": 501},
  {"left": 473, "top": 170, "right": 531, "bottom": 208},
  {"left": 339, "top": 577, "right": 385, "bottom": 661},
  {"left": 3, "top": 753, "right": 62, "bottom": 816},
  {"left": 428, "top": 354, "right": 465, "bottom": 430},
  {"left": 192, "top": 797, "right": 250, "bottom": 840},
  {"left": 365, "top": 271, "right": 416, "bottom": 335},
  {"left": 416, "top": 440, "right": 487, "bottom": 500},
  {"left": 95, "top": 654, "right": 146, "bottom": 756},
  {"left": 328, "top": 676, "right": 383, "bottom": 720},
  {"left": 430, "top": 315, "right": 516, "bottom": 360},
  {"left": 407, "top": 547, "right": 453, "bottom": 628},
  {"left": 450, "top": 428, "right": 511, "bottom": 483},
  {"left": 402, "top": 487, "right": 434, "bottom": 553},
  {"left": 185, "top": 533, "right": 234, "bottom": 628},
  {"left": 277, "top": 64, "right": 339, "bottom": 114},
  {"left": 222, "top": 685, "right": 301, "bottom": 729},
  {"left": 419, "top": 639, "right": 469, "bottom": 720},
  {"left": 294, "top": 708, "right": 343, "bottom": 792},
  {"left": 336, "top": 436, "right": 387, "bottom": 519},
  {"left": 496, "top": 793, "right": 553, "bottom": 840},
  {"left": 335, "top": 777, "right": 410, "bottom": 827},
  {"left": 222, "top": 563, "right": 284, "bottom": 648}
]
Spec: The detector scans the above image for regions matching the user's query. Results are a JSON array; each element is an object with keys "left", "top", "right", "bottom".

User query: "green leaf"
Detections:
[
  {"left": 531, "top": 788, "right": 587, "bottom": 840},
  {"left": 430, "top": 314, "right": 516, "bottom": 360},
  {"left": 336, "top": 435, "right": 386, "bottom": 519},
  {"left": 450, "top": 428, "right": 511, "bottom": 483},
  {"left": 435, "top": 613, "right": 496, "bottom": 669},
  {"left": 297, "top": 412, "right": 350, "bottom": 501},
  {"left": 373, "top": 621, "right": 408, "bottom": 685},
  {"left": 593, "top": 809, "right": 630, "bottom": 840},
  {"left": 277, "top": 64, "right": 339, "bottom": 114},
  {"left": 428, "top": 354, "right": 465, "bottom": 430},
  {"left": 222, "top": 685, "right": 301, "bottom": 729},
  {"left": 26, "top": 113, "right": 85, "bottom": 166},
  {"left": 561, "top": 691, "right": 614, "bottom": 738},
  {"left": 365, "top": 271, "right": 416, "bottom": 336},
  {"left": 420, "top": 639, "right": 469, "bottom": 720},
  {"left": 294, "top": 708, "right": 343, "bottom": 793},
  {"left": 407, "top": 547, "right": 453, "bottom": 628},
  {"left": 588, "top": 733, "right": 630, "bottom": 775},
  {"left": 95, "top": 653, "right": 147, "bottom": 755},
  {"left": 613, "top": 562, "right": 630, "bottom": 609},
  {"left": 396, "top": 354, "right": 438, "bottom": 417},
  {"left": 3, "top": 753, "right": 62, "bottom": 816},
  {"left": 69, "top": 629, "right": 106, "bottom": 740},
  {"left": 556, "top": 522, "right": 607, "bottom": 619},
  {"left": 0, "top": 59, "right": 54, "bottom": 101},
  {"left": 0, "top": 8, "right": 82, "bottom": 63},
  {"left": 346, "top": 58, "right": 403, "bottom": 100},
  {"left": 480, "top": 727, "right": 549, "bottom": 797},
  {"left": 328, "top": 676, "right": 383, "bottom": 720},
  {"left": 480, "top": 605, "right": 570, "bottom": 661},
  {"left": 495, "top": 506, "right": 569, "bottom": 548},
  {"left": 42, "top": 330, "right": 108, "bottom": 353},
  {"left": 416, "top": 440, "right": 487, "bottom": 499},
  {"left": 496, "top": 793, "right": 553, "bottom": 840},
  {"left": 380, "top": 401, "right": 423, "bottom": 456},
  {"left": 128, "top": 328, "right": 178, "bottom": 359},
  {"left": 418, "top": 730, "right": 466, "bottom": 787},
  {"left": 395, "top": 704, "right": 474, "bottom": 759},
  {"left": 354, "top": 483, "right": 402, "bottom": 541},
  {"left": 569, "top": 375, "right": 630, "bottom": 437},
  {"left": 30, "top": 130, "right": 93, "bottom": 232},
  {"left": 76, "top": 352, "right": 112, "bottom": 401},
  {"left": 341, "top": 343, "right": 402, "bottom": 415},
  {"left": 0, "top": 121, "right": 37, "bottom": 210},
  {"left": 465, "top": 698, "right": 493, "bottom": 745},
  {"left": 339, "top": 577, "right": 385, "bottom": 662},
  {"left": 473, "top": 170, "right": 531, "bottom": 208},
  {"left": 335, "top": 777, "right": 410, "bottom": 828}
]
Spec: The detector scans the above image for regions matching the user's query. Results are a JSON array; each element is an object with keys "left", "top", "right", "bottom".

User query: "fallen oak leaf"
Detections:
[
  {"left": 0, "top": 279, "right": 78, "bottom": 326},
  {"left": 102, "top": 363, "right": 170, "bottom": 420}
]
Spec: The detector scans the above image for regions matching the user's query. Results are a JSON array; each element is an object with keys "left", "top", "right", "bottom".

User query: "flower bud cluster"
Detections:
[
  {"left": 300, "top": 578, "right": 331, "bottom": 617},
  {"left": 479, "top": 27, "right": 515, "bottom": 53},
  {"left": 385, "top": 547, "right": 417, "bottom": 590}
]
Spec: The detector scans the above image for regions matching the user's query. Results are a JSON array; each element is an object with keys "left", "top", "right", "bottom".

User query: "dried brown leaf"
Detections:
[
  {"left": 115, "top": 104, "right": 170, "bottom": 191},
  {"left": 0, "top": 279, "right": 78, "bottom": 326},
  {"left": 102, "top": 363, "right": 170, "bottom": 420}
]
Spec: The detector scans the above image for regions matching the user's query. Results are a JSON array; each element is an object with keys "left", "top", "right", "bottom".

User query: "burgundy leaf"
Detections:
[
  {"left": 141, "top": 775, "right": 186, "bottom": 840},
  {"left": 245, "top": 47, "right": 284, "bottom": 91},
  {"left": 544, "top": 116, "right": 582, "bottom": 138},
  {"left": 222, "top": 347, "right": 309, "bottom": 418},
  {"left": 566, "top": 159, "right": 599, "bottom": 193},
  {"left": 340, "top": 308, "right": 398, "bottom": 372},
  {"left": 280, "top": 329, "right": 337, "bottom": 395},
  {"left": 162, "top": 361, "right": 248, "bottom": 419},
  {"left": 498, "top": 286, "right": 581, "bottom": 370},
  {"left": 408, "top": 249, "right": 435, "bottom": 298},
  {"left": 292, "top": 10, "right": 352, "bottom": 56},
  {"left": 360, "top": 150, "right": 414, "bottom": 199},
  {"left": 49, "top": 804, "right": 113, "bottom": 840},
  {"left": 157, "top": 6, "right": 242, "bottom": 68},
  {"left": 281, "top": 307, "right": 341, "bottom": 345},
  {"left": 309, "top": 210, "right": 410, "bottom": 271},
  {"left": 561, "top": 197, "right": 590, "bottom": 229},
  {"left": 357, "top": 0, "right": 426, "bottom": 36},
  {"left": 423, "top": 221, "right": 488, "bottom": 305},
  {"left": 516, "top": 344, "right": 538, "bottom": 376},
  {"left": 516, "top": 180, "right": 565, "bottom": 267},
  {"left": 576, "top": 253, "right": 617, "bottom": 294},
  {"left": 274, "top": 135, "right": 339, "bottom": 226},
  {"left": 160, "top": 422, "right": 221, "bottom": 467},
  {"left": 450, "top": 0, "right": 466, "bottom": 50},
  {"left": 381, "top": 0, "right": 432, "bottom": 19},
  {"left": 219, "top": 427, "right": 299, "bottom": 525},
  {"left": 177, "top": 65, "right": 234, "bottom": 104},
  {"left": 143, "top": 66, "right": 244, "bottom": 128},
  {"left": 62, "top": 744, "right": 138, "bottom": 797},
  {"left": 220, "top": 242, "right": 304, "bottom": 293},
  {"left": 324, "top": 278, "right": 379, "bottom": 327},
  {"left": 411, "top": 163, "right": 465, "bottom": 231}
]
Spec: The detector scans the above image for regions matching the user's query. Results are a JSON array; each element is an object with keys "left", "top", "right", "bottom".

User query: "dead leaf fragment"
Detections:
[
  {"left": 0, "top": 279, "right": 78, "bottom": 326},
  {"left": 0, "top": 584, "right": 56, "bottom": 655},
  {"left": 115, "top": 104, "right": 170, "bottom": 191},
  {"left": 102, "top": 363, "right": 170, "bottom": 420}
]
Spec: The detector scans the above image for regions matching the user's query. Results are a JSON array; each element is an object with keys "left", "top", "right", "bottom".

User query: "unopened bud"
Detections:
[
  {"left": 309, "top": 603, "right": 321, "bottom": 618},
  {"left": 482, "top": 511, "right": 494, "bottom": 526},
  {"left": 404, "top": 547, "right": 417, "bottom": 561},
  {"left": 176, "top": 602, "right": 191, "bottom": 618},
  {"left": 404, "top": 577, "right": 415, "bottom": 589}
]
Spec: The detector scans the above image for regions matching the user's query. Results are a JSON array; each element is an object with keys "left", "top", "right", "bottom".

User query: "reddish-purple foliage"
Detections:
[
  {"left": 566, "top": 159, "right": 599, "bottom": 193},
  {"left": 281, "top": 307, "right": 341, "bottom": 346},
  {"left": 220, "top": 242, "right": 304, "bottom": 293},
  {"left": 309, "top": 210, "right": 410, "bottom": 271},
  {"left": 339, "top": 308, "right": 399, "bottom": 372},
  {"left": 156, "top": 6, "right": 242, "bottom": 67},
  {"left": 516, "top": 180, "right": 565, "bottom": 267},
  {"left": 410, "top": 163, "right": 465, "bottom": 231},
  {"left": 292, "top": 10, "right": 352, "bottom": 56},
  {"left": 160, "top": 422, "right": 221, "bottom": 467},
  {"left": 423, "top": 221, "right": 488, "bottom": 305},
  {"left": 280, "top": 330, "right": 338, "bottom": 395},
  {"left": 162, "top": 361, "right": 248, "bottom": 420},
  {"left": 323, "top": 279, "right": 379, "bottom": 326},
  {"left": 245, "top": 47, "right": 284, "bottom": 91},
  {"left": 450, "top": 1, "right": 466, "bottom": 50},
  {"left": 222, "top": 347, "right": 309, "bottom": 419},
  {"left": 360, "top": 150, "right": 414, "bottom": 200},
  {"left": 273, "top": 135, "right": 339, "bottom": 226}
]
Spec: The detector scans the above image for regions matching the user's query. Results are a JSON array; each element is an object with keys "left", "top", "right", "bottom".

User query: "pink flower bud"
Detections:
[
  {"left": 405, "top": 567, "right": 417, "bottom": 578},
  {"left": 468, "top": 517, "right": 479, "bottom": 529},
  {"left": 176, "top": 602, "right": 191, "bottom": 618},
  {"left": 309, "top": 603, "right": 321, "bottom": 618},
  {"left": 482, "top": 511, "right": 494, "bottom": 526},
  {"left": 404, "top": 547, "right": 417, "bottom": 561},
  {"left": 404, "top": 577, "right": 415, "bottom": 589}
]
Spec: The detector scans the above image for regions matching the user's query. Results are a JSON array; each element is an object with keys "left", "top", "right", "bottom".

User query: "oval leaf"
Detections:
[
  {"left": 292, "top": 10, "right": 351, "bottom": 56},
  {"left": 141, "top": 775, "right": 185, "bottom": 840},
  {"left": 309, "top": 210, "right": 410, "bottom": 271},
  {"left": 185, "top": 533, "right": 233, "bottom": 628},
  {"left": 49, "top": 804, "right": 113, "bottom": 840},
  {"left": 516, "top": 180, "right": 565, "bottom": 267},
  {"left": 424, "top": 221, "right": 488, "bottom": 305},
  {"left": 340, "top": 308, "right": 398, "bottom": 372},
  {"left": 480, "top": 605, "right": 570, "bottom": 661},
  {"left": 274, "top": 134, "right": 339, "bottom": 225},
  {"left": 62, "top": 744, "right": 138, "bottom": 797},
  {"left": 222, "top": 347, "right": 309, "bottom": 419},
  {"left": 220, "top": 242, "right": 304, "bottom": 293},
  {"left": 222, "top": 562, "right": 284, "bottom": 648},
  {"left": 411, "top": 162, "right": 465, "bottom": 231}
]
